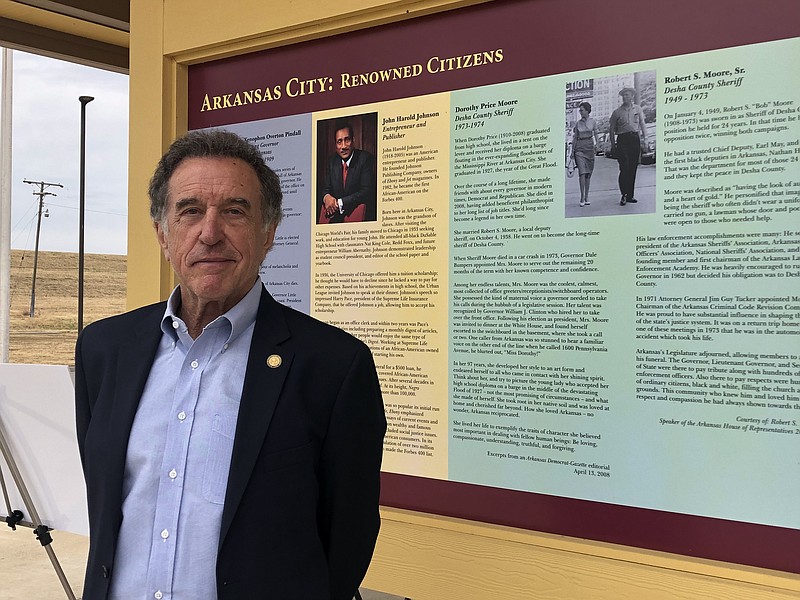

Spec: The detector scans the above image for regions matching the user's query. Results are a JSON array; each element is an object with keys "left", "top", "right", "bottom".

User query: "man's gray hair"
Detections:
[{"left": 148, "top": 129, "right": 283, "bottom": 229}]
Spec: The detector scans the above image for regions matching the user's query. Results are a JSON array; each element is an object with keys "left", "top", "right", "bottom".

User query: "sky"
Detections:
[{"left": 4, "top": 50, "right": 129, "bottom": 255}]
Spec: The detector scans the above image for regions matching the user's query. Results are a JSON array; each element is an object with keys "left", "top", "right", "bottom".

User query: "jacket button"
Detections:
[{"left": 102, "top": 565, "right": 110, "bottom": 578}]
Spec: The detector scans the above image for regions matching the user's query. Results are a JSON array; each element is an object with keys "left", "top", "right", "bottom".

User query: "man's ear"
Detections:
[
  {"left": 263, "top": 224, "right": 277, "bottom": 254},
  {"left": 154, "top": 221, "right": 170, "bottom": 262}
]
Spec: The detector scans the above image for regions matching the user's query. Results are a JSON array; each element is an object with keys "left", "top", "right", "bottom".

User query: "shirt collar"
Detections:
[{"left": 160, "top": 280, "right": 263, "bottom": 345}]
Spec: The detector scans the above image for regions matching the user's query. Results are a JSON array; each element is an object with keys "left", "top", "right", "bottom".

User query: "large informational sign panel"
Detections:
[{"left": 187, "top": 0, "right": 800, "bottom": 573}]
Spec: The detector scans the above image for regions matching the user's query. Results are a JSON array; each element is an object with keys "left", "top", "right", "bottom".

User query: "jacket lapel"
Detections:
[
  {"left": 220, "top": 288, "right": 293, "bottom": 543},
  {"left": 112, "top": 315, "right": 163, "bottom": 429},
  {"left": 343, "top": 149, "right": 359, "bottom": 194},
  {"left": 100, "top": 305, "right": 164, "bottom": 521}
]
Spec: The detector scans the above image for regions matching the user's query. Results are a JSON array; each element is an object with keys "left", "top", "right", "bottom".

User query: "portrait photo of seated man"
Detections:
[{"left": 318, "top": 115, "right": 377, "bottom": 224}]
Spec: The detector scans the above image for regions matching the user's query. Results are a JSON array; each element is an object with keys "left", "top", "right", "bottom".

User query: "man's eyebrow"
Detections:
[
  {"left": 227, "top": 197, "right": 253, "bottom": 209},
  {"left": 172, "top": 197, "right": 253, "bottom": 211},
  {"left": 174, "top": 197, "right": 200, "bottom": 211}
]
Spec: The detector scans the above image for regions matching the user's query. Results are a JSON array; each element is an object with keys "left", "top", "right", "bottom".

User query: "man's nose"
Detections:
[{"left": 198, "top": 212, "right": 224, "bottom": 245}]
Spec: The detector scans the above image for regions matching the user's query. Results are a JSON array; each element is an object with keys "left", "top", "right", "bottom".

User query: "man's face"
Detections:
[
  {"left": 621, "top": 91, "right": 635, "bottom": 105},
  {"left": 335, "top": 127, "right": 353, "bottom": 161},
  {"left": 155, "top": 156, "right": 275, "bottom": 314}
]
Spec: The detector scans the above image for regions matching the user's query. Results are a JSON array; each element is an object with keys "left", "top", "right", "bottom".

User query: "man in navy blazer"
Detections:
[
  {"left": 75, "top": 130, "right": 385, "bottom": 600},
  {"left": 319, "top": 123, "right": 376, "bottom": 224}
]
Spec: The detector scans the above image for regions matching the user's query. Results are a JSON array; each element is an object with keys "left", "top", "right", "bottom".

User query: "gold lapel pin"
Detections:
[{"left": 266, "top": 354, "right": 282, "bottom": 368}]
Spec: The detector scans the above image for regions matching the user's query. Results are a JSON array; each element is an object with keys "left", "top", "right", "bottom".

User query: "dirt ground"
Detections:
[
  {"left": 7, "top": 250, "right": 127, "bottom": 366},
  {"left": 0, "top": 526, "right": 88, "bottom": 600}
]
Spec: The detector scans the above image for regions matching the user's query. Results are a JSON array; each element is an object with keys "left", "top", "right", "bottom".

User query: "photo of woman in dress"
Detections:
[
  {"left": 572, "top": 101, "right": 599, "bottom": 207},
  {"left": 564, "top": 72, "right": 656, "bottom": 219}
]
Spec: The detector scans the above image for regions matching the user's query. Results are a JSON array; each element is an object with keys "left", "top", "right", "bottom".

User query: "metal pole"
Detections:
[
  {"left": 22, "top": 181, "right": 62, "bottom": 318},
  {"left": 29, "top": 186, "right": 44, "bottom": 318},
  {"left": 0, "top": 48, "right": 12, "bottom": 361},
  {"left": 78, "top": 96, "right": 93, "bottom": 334}
]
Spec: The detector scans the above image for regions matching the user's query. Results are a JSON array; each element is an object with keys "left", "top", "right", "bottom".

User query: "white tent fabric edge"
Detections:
[{"left": 0, "top": 48, "right": 12, "bottom": 362}]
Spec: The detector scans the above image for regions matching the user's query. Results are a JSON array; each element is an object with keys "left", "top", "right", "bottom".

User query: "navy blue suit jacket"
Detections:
[
  {"left": 319, "top": 148, "right": 376, "bottom": 222},
  {"left": 75, "top": 286, "right": 385, "bottom": 599}
]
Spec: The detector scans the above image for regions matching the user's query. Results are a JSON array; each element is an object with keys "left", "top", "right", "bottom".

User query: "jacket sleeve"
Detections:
[
  {"left": 74, "top": 328, "right": 92, "bottom": 472},
  {"left": 317, "top": 343, "right": 386, "bottom": 600},
  {"left": 320, "top": 155, "right": 338, "bottom": 204}
]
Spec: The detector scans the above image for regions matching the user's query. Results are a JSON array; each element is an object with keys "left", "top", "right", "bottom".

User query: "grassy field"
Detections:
[{"left": 8, "top": 250, "right": 127, "bottom": 366}]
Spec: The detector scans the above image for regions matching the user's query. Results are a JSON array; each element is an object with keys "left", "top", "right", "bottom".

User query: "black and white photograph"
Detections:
[{"left": 564, "top": 71, "right": 657, "bottom": 218}]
